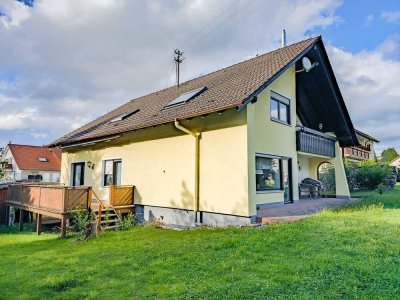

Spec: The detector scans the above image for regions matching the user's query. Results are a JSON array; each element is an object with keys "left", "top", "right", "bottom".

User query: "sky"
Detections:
[{"left": 0, "top": 0, "right": 399, "bottom": 154}]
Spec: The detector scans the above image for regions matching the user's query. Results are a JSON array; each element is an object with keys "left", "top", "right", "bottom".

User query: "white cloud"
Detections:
[
  {"left": 326, "top": 35, "right": 400, "bottom": 153},
  {"left": 381, "top": 10, "right": 400, "bottom": 24},
  {"left": 0, "top": 0, "right": 32, "bottom": 28}
]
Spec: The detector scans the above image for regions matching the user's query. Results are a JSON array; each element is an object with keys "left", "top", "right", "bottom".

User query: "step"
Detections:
[
  {"left": 100, "top": 219, "right": 118, "bottom": 224},
  {"left": 101, "top": 225, "right": 120, "bottom": 230}
]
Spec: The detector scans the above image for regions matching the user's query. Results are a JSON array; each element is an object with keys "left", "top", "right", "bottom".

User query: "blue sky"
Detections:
[
  {"left": 0, "top": 0, "right": 399, "bottom": 154},
  {"left": 313, "top": 0, "right": 400, "bottom": 53}
]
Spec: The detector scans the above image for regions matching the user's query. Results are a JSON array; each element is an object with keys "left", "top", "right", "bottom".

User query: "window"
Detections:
[
  {"left": 110, "top": 109, "right": 139, "bottom": 123},
  {"left": 256, "top": 155, "right": 282, "bottom": 191},
  {"left": 103, "top": 159, "right": 122, "bottom": 186},
  {"left": 37, "top": 157, "right": 48, "bottom": 162},
  {"left": 72, "top": 162, "right": 85, "bottom": 186},
  {"left": 28, "top": 174, "right": 42, "bottom": 181},
  {"left": 270, "top": 91, "right": 290, "bottom": 124},
  {"left": 164, "top": 86, "right": 207, "bottom": 109}
]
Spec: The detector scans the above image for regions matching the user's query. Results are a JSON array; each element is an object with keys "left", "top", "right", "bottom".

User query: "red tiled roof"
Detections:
[
  {"left": 52, "top": 36, "right": 320, "bottom": 146},
  {"left": 8, "top": 144, "right": 61, "bottom": 171}
]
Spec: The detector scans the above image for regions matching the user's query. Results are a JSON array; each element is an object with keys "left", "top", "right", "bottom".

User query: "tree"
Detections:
[{"left": 380, "top": 147, "right": 398, "bottom": 164}]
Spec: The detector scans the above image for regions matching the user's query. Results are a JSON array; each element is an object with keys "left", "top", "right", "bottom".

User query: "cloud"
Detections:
[
  {"left": 364, "top": 14, "right": 374, "bottom": 26},
  {"left": 381, "top": 10, "right": 400, "bottom": 24},
  {"left": 0, "top": 0, "right": 345, "bottom": 146},
  {"left": 326, "top": 35, "right": 400, "bottom": 153},
  {"left": 0, "top": 0, "right": 31, "bottom": 28}
]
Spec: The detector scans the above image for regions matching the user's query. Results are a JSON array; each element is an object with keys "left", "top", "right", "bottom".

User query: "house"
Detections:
[
  {"left": 389, "top": 156, "right": 400, "bottom": 169},
  {"left": 342, "top": 129, "right": 379, "bottom": 163},
  {"left": 50, "top": 36, "right": 359, "bottom": 226},
  {"left": 1, "top": 144, "right": 61, "bottom": 183}
]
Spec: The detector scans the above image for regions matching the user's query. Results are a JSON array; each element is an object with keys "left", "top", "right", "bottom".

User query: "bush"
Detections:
[
  {"left": 344, "top": 162, "right": 358, "bottom": 191},
  {"left": 71, "top": 207, "right": 93, "bottom": 233},
  {"left": 118, "top": 213, "right": 135, "bottom": 231},
  {"left": 318, "top": 163, "right": 335, "bottom": 192},
  {"left": 354, "top": 163, "right": 391, "bottom": 190},
  {"left": 397, "top": 169, "right": 400, "bottom": 182}
]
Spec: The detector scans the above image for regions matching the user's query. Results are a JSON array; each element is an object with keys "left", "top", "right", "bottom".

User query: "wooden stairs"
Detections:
[
  {"left": 93, "top": 207, "right": 120, "bottom": 231},
  {"left": 90, "top": 190, "right": 120, "bottom": 232}
]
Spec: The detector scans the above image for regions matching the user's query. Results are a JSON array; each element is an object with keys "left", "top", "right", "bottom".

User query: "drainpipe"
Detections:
[{"left": 174, "top": 119, "right": 201, "bottom": 224}]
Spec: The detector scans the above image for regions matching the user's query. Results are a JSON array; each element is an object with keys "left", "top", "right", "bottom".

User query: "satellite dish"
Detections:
[
  {"left": 302, "top": 57, "right": 313, "bottom": 72},
  {"left": 295, "top": 57, "right": 319, "bottom": 73}
]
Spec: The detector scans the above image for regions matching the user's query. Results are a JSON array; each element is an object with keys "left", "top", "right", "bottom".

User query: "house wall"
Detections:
[
  {"left": 298, "top": 155, "right": 310, "bottom": 182},
  {"left": 247, "top": 66, "right": 300, "bottom": 216},
  {"left": 307, "top": 140, "right": 350, "bottom": 198},
  {"left": 61, "top": 109, "right": 250, "bottom": 222}
]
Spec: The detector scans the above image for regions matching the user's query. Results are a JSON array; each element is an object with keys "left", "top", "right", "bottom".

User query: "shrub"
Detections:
[
  {"left": 354, "top": 163, "right": 391, "bottom": 190},
  {"left": 71, "top": 207, "right": 93, "bottom": 233},
  {"left": 318, "top": 163, "right": 336, "bottom": 192},
  {"left": 118, "top": 213, "right": 135, "bottom": 231},
  {"left": 397, "top": 169, "right": 400, "bottom": 182},
  {"left": 344, "top": 162, "right": 358, "bottom": 191}
]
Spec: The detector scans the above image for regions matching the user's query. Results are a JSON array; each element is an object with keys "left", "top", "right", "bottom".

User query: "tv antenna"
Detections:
[{"left": 174, "top": 49, "right": 184, "bottom": 87}]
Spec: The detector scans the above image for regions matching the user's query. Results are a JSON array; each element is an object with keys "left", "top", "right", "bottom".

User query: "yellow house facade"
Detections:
[{"left": 54, "top": 36, "right": 359, "bottom": 226}]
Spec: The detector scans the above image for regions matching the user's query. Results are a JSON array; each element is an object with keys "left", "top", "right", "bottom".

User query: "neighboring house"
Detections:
[
  {"left": 342, "top": 129, "right": 379, "bottom": 163},
  {"left": 50, "top": 36, "right": 359, "bottom": 226},
  {"left": 389, "top": 156, "right": 400, "bottom": 169},
  {"left": 1, "top": 144, "right": 61, "bottom": 183}
]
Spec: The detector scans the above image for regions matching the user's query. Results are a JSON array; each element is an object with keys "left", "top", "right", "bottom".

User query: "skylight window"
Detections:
[
  {"left": 38, "top": 157, "right": 48, "bottom": 162},
  {"left": 110, "top": 109, "right": 140, "bottom": 123},
  {"left": 164, "top": 87, "right": 207, "bottom": 109}
]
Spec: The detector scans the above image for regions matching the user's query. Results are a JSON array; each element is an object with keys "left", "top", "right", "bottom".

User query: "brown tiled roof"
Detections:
[
  {"left": 53, "top": 36, "right": 320, "bottom": 146},
  {"left": 8, "top": 144, "right": 61, "bottom": 171}
]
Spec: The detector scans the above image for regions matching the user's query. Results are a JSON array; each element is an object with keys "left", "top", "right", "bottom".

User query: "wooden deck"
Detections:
[{"left": 5, "top": 184, "right": 134, "bottom": 237}]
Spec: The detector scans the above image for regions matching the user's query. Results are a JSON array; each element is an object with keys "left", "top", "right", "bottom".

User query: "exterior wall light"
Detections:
[{"left": 87, "top": 161, "right": 95, "bottom": 169}]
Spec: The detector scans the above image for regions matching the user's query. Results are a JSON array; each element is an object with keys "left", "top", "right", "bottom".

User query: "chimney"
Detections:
[{"left": 281, "top": 29, "right": 286, "bottom": 48}]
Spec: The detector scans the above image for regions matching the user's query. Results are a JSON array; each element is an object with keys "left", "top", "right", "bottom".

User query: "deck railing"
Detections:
[
  {"left": 109, "top": 185, "right": 135, "bottom": 207},
  {"left": 7, "top": 184, "right": 90, "bottom": 213},
  {"left": 343, "top": 147, "right": 370, "bottom": 161},
  {"left": 296, "top": 127, "right": 336, "bottom": 157}
]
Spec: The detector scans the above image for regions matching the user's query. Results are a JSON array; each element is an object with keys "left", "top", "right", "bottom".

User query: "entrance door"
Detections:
[
  {"left": 72, "top": 162, "right": 85, "bottom": 186},
  {"left": 282, "top": 158, "right": 293, "bottom": 203}
]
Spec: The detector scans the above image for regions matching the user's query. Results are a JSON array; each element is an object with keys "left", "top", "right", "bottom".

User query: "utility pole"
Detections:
[{"left": 174, "top": 49, "right": 184, "bottom": 87}]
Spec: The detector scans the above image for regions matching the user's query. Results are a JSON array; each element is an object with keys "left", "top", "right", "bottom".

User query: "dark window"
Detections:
[
  {"left": 72, "top": 162, "right": 85, "bottom": 186},
  {"left": 256, "top": 156, "right": 282, "bottom": 191},
  {"left": 28, "top": 174, "right": 42, "bottom": 181},
  {"left": 270, "top": 91, "right": 290, "bottom": 124},
  {"left": 103, "top": 159, "right": 122, "bottom": 186}
]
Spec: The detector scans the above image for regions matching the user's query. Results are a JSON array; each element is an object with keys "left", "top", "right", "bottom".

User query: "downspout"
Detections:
[{"left": 174, "top": 119, "right": 201, "bottom": 224}]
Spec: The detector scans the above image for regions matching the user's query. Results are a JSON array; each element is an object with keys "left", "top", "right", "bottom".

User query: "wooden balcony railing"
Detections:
[
  {"left": 296, "top": 127, "right": 336, "bottom": 157},
  {"left": 109, "top": 185, "right": 135, "bottom": 207},
  {"left": 7, "top": 184, "right": 90, "bottom": 213},
  {"left": 343, "top": 147, "right": 370, "bottom": 161}
]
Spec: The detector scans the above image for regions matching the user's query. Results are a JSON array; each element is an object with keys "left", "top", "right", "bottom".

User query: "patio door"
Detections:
[
  {"left": 282, "top": 158, "right": 293, "bottom": 203},
  {"left": 72, "top": 162, "right": 85, "bottom": 186}
]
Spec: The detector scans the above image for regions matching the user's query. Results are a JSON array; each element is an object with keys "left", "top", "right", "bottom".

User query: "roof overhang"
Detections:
[{"left": 295, "top": 39, "right": 359, "bottom": 147}]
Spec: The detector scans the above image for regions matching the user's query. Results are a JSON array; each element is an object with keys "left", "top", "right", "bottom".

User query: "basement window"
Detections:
[
  {"left": 37, "top": 157, "right": 48, "bottom": 162},
  {"left": 164, "top": 86, "right": 207, "bottom": 109},
  {"left": 110, "top": 109, "right": 140, "bottom": 123}
]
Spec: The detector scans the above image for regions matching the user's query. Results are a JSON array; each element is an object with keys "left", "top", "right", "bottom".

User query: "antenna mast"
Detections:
[{"left": 174, "top": 49, "right": 184, "bottom": 87}]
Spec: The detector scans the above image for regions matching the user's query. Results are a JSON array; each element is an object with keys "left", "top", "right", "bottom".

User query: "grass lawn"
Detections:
[{"left": 1, "top": 188, "right": 400, "bottom": 299}]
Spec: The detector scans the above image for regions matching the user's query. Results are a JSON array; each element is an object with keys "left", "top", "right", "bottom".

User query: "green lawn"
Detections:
[{"left": 1, "top": 188, "right": 400, "bottom": 299}]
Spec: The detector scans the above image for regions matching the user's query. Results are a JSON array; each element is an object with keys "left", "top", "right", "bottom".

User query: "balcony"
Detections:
[
  {"left": 296, "top": 127, "right": 336, "bottom": 157},
  {"left": 343, "top": 147, "right": 370, "bottom": 161}
]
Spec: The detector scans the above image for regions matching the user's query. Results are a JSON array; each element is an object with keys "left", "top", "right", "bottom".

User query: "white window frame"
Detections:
[{"left": 101, "top": 158, "right": 122, "bottom": 187}]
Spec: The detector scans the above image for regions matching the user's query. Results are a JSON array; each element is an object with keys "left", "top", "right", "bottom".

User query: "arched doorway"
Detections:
[{"left": 318, "top": 162, "right": 336, "bottom": 196}]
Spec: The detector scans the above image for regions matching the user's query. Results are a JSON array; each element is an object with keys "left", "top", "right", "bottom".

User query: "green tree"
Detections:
[{"left": 381, "top": 147, "right": 398, "bottom": 163}]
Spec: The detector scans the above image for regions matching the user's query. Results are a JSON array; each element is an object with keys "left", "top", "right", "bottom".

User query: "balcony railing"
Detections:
[
  {"left": 344, "top": 147, "right": 370, "bottom": 161},
  {"left": 296, "top": 127, "right": 336, "bottom": 157}
]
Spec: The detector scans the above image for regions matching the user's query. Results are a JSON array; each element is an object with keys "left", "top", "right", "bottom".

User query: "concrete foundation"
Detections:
[{"left": 135, "top": 205, "right": 251, "bottom": 227}]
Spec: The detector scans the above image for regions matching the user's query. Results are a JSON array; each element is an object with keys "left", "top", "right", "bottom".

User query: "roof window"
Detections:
[
  {"left": 110, "top": 109, "right": 140, "bottom": 123},
  {"left": 38, "top": 157, "right": 48, "bottom": 162},
  {"left": 164, "top": 87, "right": 207, "bottom": 109}
]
